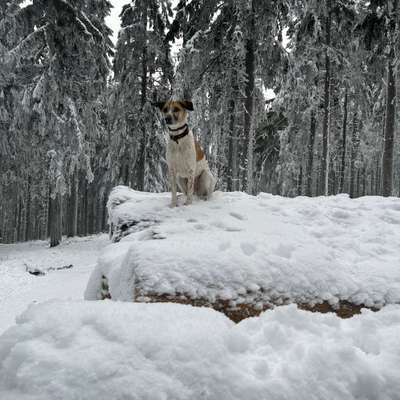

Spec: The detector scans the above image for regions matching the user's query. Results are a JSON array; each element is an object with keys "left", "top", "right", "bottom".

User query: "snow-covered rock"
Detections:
[
  {"left": 0, "top": 300, "right": 400, "bottom": 400},
  {"left": 85, "top": 186, "right": 400, "bottom": 318}
]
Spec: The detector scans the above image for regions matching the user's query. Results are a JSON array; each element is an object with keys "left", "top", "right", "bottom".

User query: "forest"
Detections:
[{"left": 0, "top": 0, "right": 398, "bottom": 246}]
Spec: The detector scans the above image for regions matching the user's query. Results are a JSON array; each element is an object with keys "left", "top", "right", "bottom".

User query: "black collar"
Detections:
[{"left": 168, "top": 124, "right": 189, "bottom": 143}]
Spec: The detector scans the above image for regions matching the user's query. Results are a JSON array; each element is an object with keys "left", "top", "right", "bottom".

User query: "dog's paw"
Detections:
[
  {"left": 184, "top": 198, "right": 193, "bottom": 206},
  {"left": 169, "top": 201, "right": 177, "bottom": 208}
]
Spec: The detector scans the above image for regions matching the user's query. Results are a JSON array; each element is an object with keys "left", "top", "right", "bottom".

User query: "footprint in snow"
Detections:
[
  {"left": 194, "top": 223, "right": 208, "bottom": 230},
  {"left": 330, "top": 209, "right": 351, "bottom": 220},
  {"left": 225, "top": 226, "right": 242, "bottom": 232},
  {"left": 229, "top": 211, "right": 247, "bottom": 221},
  {"left": 212, "top": 220, "right": 242, "bottom": 232},
  {"left": 273, "top": 243, "right": 295, "bottom": 259},
  {"left": 310, "top": 229, "right": 323, "bottom": 239},
  {"left": 240, "top": 242, "right": 256, "bottom": 256}
]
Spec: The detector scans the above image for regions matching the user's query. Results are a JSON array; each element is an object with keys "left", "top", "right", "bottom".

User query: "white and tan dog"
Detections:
[{"left": 154, "top": 100, "right": 216, "bottom": 207}]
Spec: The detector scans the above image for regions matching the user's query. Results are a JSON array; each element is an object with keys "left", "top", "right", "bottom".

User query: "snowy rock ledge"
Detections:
[
  {"left": 85, "top": 186, "right": 400, "bottom": 320},
  {"left": 1, "top": 301, "right": 400, "bottom": 400}
]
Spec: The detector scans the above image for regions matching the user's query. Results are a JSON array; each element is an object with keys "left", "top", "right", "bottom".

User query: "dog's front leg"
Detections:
[
  {"left": 185, "top": 172, "right": 194, "bottom": 205},
  {"left": 169, "top": 169, "right": 178, "bottom": 208}
]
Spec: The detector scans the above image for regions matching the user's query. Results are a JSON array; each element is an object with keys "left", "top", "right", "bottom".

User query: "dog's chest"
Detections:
[{"left": 167, "top": 134, "right": 203, "bottom": 177}]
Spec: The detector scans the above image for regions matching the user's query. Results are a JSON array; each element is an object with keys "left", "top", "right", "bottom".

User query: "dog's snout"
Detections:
[{"left": 165, "top": 115, "right": 173, "bottom": 124}]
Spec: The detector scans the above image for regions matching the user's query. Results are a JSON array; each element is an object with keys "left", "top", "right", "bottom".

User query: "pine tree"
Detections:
[
  {"left": 111, "top": 0, "right": 172, "bottom": 192},
  {"left": 172, "top": 0, "right": 288, "bottom": 192},
  {"left": 358, "top": 0, "right": 398, "bottom": 197}
]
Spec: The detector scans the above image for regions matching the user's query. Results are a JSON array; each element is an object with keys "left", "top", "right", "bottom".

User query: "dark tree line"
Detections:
[{"left": 0, "top": 0, "right": 399, "bottom": 246}]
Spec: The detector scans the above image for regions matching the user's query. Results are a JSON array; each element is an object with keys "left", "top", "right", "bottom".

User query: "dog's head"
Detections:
[{"left": 152, "top": 100, "right": 194, "bottom": 127}]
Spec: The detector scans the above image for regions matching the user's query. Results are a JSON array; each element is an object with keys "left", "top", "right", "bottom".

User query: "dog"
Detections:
[{"left": 153, "top": 100, "right": 216, "bottom": 207}]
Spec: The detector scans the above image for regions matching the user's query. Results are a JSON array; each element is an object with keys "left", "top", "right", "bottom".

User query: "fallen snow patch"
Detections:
[
  {"left": 0, "top": 234, "right": 108, "bottom": 333},
  {"left": 0, "top": 301, "right": 399, "bottom": 400},
  {"left": 85, "top": 187, "right": 400, "bottom": 311}
]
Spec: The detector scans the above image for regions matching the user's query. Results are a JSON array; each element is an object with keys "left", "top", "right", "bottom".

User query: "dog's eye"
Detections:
[{"left": 173, "top": 108, "right": 179, "bottom": 113}]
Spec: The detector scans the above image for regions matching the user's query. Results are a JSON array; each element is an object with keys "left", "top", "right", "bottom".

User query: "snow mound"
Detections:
[
  {"left": 0, "top": 300, "right": 400, "bottom": 400},
  {"left": 85, "top": 186, "right": 400, "bottom": 313}
]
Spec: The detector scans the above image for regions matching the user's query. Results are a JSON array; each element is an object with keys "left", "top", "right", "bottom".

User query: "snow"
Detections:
[
  {"left": 1, "top": 189, "right": 400, "bottom": 398},
  {"left": 85, "top": 186, "right": 400, "bottom": 311},
  {"left": 0, "top": 234, "right": 108, "bottom": 334},
  {"left": 1, "top": 300, "right": 400, "bottom": 400}
]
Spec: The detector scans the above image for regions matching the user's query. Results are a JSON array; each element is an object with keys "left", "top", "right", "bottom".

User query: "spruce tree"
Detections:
[{"left": 111, "top": 0, "right": 172, "bottom": 192}]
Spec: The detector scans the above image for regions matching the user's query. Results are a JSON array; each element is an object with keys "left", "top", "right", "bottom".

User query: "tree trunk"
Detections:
[
  {"left": 91, "top": 185, "right": 97, "bottom": 234},
  {"left": 243, "top": 0, "right": 255, "bottom": 194},
  {"left": 320, "top": 0, "right": 332, "bottom": 195},
  {"left": 349, "top": 107, "right": 359, "bottom": 199},
  {"left": 227, "top": 68, "right": 239, "bottom": 192},
  {"left": 375, "top": 158, "right": 381, "bottom": 195},
  {"left": 382, "top": 55, "right": 396, "bottom": 196},
  {"left": 246, "top": 99, "right": 256, "bottom": 195},
  {"left": 17, "top": 195, "right": 23, "bottom": 242},
  {"left": 339, "top": 88, "right": 348, "bottom": 193},
  {"left": 87, "top": 184, "right": 94, "bottom": 235},
  {"left": 102, "top": 191, "right": 108, "bottom": 231},
  {"left": 66, "top": 173, "right": 78, "bottom": 237},
  {"left": 49, "top": 192, "right": 62, "bottom": 247},
  {"left": 13, "top": 192, "right": 18, "bottom": 243},
  {"left": 306, "top": 109, "right": 316, "bottom": 196},
  {"left": 227, "top": 95, "right": 237, "bottom": 191},
  {"left": 25, "top": 176, "right": 31, "bottom": 241},
  {"left": 331, "top": 168, "right": 337, "bottom": 195},
  {"left": 84, "top": 183, "right": 89, "bottom": 235},
  {"left": 137, "top": 4, "right": 148, "bottom": 191},
  {"left": 43, "top": 182, "right": 50, "bottom": 239},
  {"left": 297, "top": 165, "right": 303, "bottom": 196},
  {"left": 356, "top": 169, "right": 361, "bottom": 198},
  {"left": 79, "top": 176, "right": 88, "bottom": 236},
  {"left": 398, "top": 173, "right": 400, "bottom": 197},
  {"left": 362, "top": 167, "right": 366, "bottom": 196},
  {"left": 370, "top": 166, "right": 375, "bottom": 195}
]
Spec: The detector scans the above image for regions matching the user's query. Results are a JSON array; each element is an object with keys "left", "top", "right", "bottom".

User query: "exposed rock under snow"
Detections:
[{"left": 85, "top": 186, "right": 400, "bottom": 319}]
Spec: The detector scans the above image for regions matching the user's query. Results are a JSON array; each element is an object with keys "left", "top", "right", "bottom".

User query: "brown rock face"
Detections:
[
  {"left": 133, "top": 291, "right": 378, "bottom": 323},
  {"left": 100, "top": 276, "right": 379, "bottom": 322}
]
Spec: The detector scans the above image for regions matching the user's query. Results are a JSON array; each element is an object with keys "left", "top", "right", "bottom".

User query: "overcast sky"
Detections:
[{"left": 107, "top": 0, "right": 126, "bottom": 44}]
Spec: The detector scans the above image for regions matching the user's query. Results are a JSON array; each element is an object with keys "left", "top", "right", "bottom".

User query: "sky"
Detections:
[{"left": 107, "top": 0, "right": 126, "bottom": 44}]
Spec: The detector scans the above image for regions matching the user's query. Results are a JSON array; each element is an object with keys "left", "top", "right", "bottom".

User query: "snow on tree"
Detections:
[
  {"left": 1, "top": 0, "right": 399, "bottom": 244},
  {"left": 110, "top": 0, "right": 172, "bottom": 192}
]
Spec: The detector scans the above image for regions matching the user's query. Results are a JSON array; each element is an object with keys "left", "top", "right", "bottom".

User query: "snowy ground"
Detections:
[
  {"left": 0, "top": 234, "right": 108, "bottom": 333},
  {"left": 86, "top": 186, "right": 400, "bottom": 312},
  {"left": 1, "top": 189, "right": 400, "bottom": 399},
  {"left": 1, "top": 300, "right": 400, "bottom": 400}
]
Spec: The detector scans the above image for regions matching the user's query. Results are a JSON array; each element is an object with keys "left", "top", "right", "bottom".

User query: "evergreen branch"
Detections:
[
  {"left": 5, "top": 23, "right": 48, "bottom": 68},
  {"left": 80, "top": 11, "right": 103, "bottom": 41}
]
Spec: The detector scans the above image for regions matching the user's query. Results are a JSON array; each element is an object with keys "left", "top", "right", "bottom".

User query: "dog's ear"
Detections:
[
  {"left": 151, "top": 101, "right": 166, "bottom": 111},
  {"left": 179, "top": 100, "right": 194, "bottom": 111}
]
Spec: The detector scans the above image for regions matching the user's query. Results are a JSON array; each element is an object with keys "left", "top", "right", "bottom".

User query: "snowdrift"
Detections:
[
  {"left": 1, "top": 300, "right": 400, "bottom": 400},
  {"left": 85, "top": 186, "right": 400, "bottom": 320}
]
